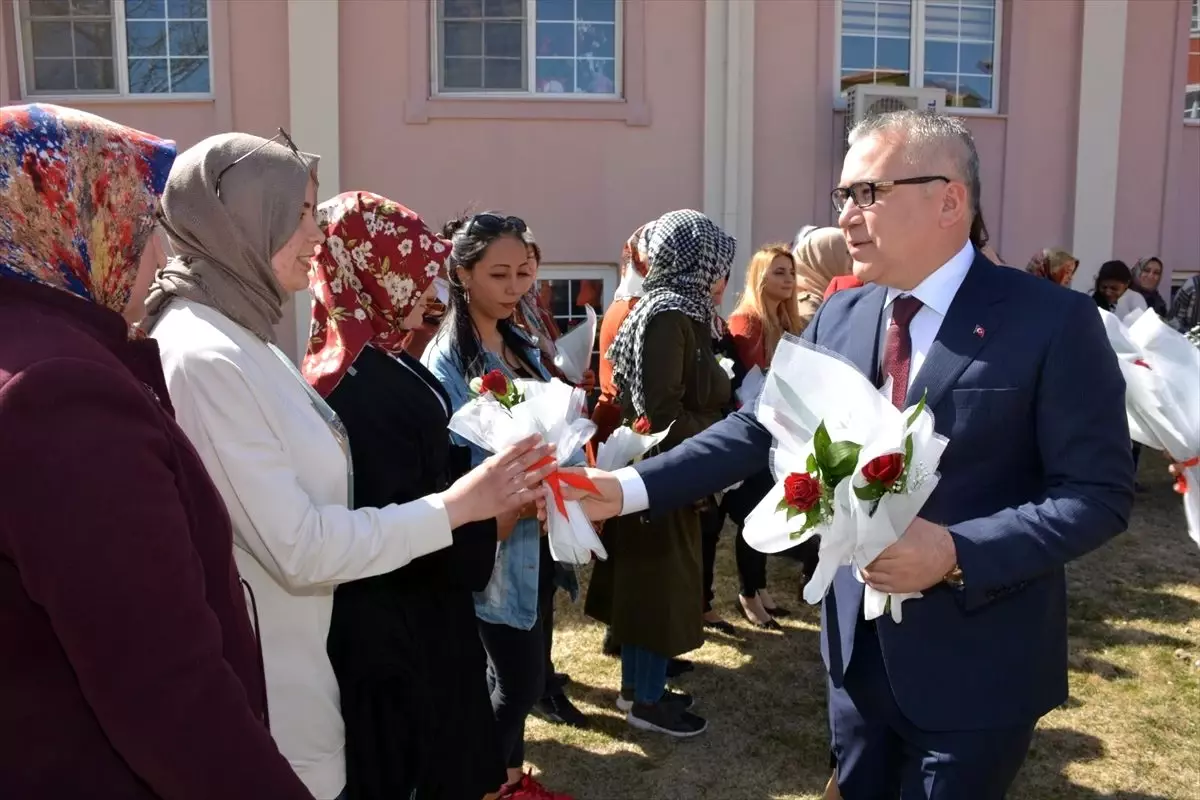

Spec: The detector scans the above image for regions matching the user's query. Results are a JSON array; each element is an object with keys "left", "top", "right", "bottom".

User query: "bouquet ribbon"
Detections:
[
  {"left": 1172, "top": 455, "right": 1200, "bottom": 495},
  {"left": 532, "top": 455, "right": 600, "bottom": 516}
]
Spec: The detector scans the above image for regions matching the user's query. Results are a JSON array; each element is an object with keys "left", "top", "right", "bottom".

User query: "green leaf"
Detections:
[
  {"left": 806, "top": 453, "right": 818, "bottom": 473},
  {"left": 906, "top": 388, "right": 929, "bottom": 428},
  {"left": 786, "top": 504, "right": 802, "bottom": 521},
  {"left": 812, "top": 422, "right": 832, "bottom": 467},
  {"left": 854, "top": 482, "right": 888, "bottom": 502},
  {"left": 805, "top": 506, "right": 822, "bottom": 529},
  {"left": 826, "top": 440, "right": 862, "bottom": 483},
  {"left": 776, "top": 495, "right": 791, "bottom": 514},
  {"left": 904, "top": 434, "right": 914, "bottom": 473}
]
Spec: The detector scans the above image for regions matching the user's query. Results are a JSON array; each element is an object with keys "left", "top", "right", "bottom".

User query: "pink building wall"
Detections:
[
  {"left": 0, "top": 0, "right": 1194, "bottom": 291},
  {"left": 339, "top": 0, "right": 706, "bottom": 266}
]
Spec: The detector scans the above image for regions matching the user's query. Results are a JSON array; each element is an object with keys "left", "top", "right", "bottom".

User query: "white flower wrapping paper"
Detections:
[
  {"left": 552, "top": 305, "right": 598, "bottom": 384},
  {"left": 1099, "top": 308, "right": 1200, "bottom": 548},
  {"left": 447, "top": 378, "right": 606, "bottom": 565},
  {"left": 594, "top": 423, "right": 673, "bottom": 471},
  {"left": 742, "top": 337, "right": 950, "bottom": 622}
]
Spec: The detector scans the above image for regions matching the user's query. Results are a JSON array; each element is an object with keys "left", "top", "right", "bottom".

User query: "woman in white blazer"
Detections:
[{"left": 142, "top": 131, "right": 553, "bottom": 800}]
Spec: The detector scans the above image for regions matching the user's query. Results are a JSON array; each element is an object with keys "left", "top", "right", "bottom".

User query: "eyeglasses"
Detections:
[
  {"left": 214, "top": 127, "right": 303, "bottom": 200},
  {"left": 467, "top": 213, "right": 527, "bottom": 236},
  {"left": 831, "top": 176, "right": 950, "bottom": 213}
]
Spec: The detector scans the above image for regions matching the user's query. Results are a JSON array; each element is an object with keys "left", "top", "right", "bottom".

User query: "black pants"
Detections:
[
  {"left": 735, "top": 525, "right": 768, "bottom": 597},
  {"left": 699, "top": 498, "right": 725, "bottom": 613},
  {"left": 478, "top": 539, "right": 555, "bottom": 770}
]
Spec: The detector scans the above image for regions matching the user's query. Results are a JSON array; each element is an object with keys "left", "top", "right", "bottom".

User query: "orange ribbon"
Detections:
[
  {"left": 532, "top": 455, "right": 601, "bottom": 517},
  {"left": 1171, "top": 455, "right": 1200, "bottom": 495},
  {"left": 1133, "top": 359, "right": 1151, "bottom": 369}
]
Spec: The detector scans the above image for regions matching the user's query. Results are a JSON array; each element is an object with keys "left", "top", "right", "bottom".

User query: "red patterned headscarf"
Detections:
[
  {"left": 0, "top": 104, "right": 175, "bottom": 315},
  {"left": 302, "top": 191, "right": 451, "bottom": 397}
]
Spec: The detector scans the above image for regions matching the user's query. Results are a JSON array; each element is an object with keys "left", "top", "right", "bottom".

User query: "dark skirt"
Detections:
[{"left": 329, "top": 585, "right": 505, "bottom": 800}]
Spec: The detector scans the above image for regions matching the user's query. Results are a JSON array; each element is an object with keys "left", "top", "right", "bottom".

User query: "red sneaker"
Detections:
[{"left": 500, "top": 771, "right": 574, "bottom": 800}]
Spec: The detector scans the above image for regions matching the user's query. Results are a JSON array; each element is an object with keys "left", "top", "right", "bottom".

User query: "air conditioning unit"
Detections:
[{"left": 841, "top": 85, "right": 947, "bottom": 152}]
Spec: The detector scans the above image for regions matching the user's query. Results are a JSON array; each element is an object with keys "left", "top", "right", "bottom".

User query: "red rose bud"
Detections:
[
  {"left": 480, "top": 369, "right": 509, "bottom": 396},
  {"left": 632, "top": 416, "right": 652, "bottom": 434},
  {"left": 862, "top": 452, "right": 904, "bottom": 486},
  {"left": 783, "top": 472, "right": 821, "bottom": 511}
]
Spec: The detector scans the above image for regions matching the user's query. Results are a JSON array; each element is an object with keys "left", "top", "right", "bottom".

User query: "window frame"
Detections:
[
  {"left": 1187, "top": 0, "right": 1200, "bottom": 125},
  {"left": 833, "top": 0, "right": 1004, "bottom": 115},
  {"left": 12, "top": 0, "right": 215, "bottom": 102},
  {"left": 428, "top": 0, "right": 624, "bottom": 100},
  {"left": 536, "top": 264, "right": 618, "bottom": 381}
]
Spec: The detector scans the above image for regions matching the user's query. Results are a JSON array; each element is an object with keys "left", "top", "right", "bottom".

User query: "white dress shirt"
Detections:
[
  {"left": 614, "top": 240, "right": 976, "bottom": 515},
  {"left": 151, "top": 299, "right": 453, "bottom": 799}
]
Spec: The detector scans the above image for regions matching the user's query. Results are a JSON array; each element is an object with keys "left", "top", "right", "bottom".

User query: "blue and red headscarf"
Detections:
[{"left": 0, "top": 103, "right": 176, "bottom": 314}]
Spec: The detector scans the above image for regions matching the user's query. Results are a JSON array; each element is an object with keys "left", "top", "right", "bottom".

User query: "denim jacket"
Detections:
[{"left": 422, "top": 326, "right": 580, "bottom": 630}]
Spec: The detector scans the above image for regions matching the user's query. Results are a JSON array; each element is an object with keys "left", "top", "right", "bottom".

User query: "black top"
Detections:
[
  {"left": 326, "top": 345, "right": 497, "bottom": 600},
  {"left": 322, "top": 345, "right": 505, "bottom": 799}
]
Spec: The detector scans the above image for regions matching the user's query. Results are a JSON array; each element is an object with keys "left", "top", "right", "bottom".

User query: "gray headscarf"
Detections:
[{"left": 144, "top": 132, "right": 319, "bottom": 342}]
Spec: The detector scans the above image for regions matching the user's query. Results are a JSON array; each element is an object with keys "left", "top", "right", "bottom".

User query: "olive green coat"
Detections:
[{"left": 585, "top": 311, "right": 731, "bottom": 657}]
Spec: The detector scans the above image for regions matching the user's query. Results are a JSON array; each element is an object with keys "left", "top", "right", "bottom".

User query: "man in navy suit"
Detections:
[{"left": 569, "top": 111, "right": 1134, "bottom": 798}]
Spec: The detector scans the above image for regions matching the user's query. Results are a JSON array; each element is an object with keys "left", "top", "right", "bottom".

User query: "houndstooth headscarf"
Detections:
[{"left": 606, "top": 209, "right": 736, "bottom": 417}]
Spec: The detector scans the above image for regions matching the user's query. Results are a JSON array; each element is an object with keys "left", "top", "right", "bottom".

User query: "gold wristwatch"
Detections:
[{"left": 944, "top": 565, "right": 964, "bottom": 588}]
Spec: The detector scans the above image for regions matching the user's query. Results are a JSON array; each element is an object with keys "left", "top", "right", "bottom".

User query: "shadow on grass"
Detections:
[{"left": 1013, "top": 728, "right": 1177, "bottom": 800}]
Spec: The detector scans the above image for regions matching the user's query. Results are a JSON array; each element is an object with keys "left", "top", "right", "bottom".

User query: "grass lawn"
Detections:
[{"left": 524, "top": 458, "right": 1200, "bottom": 799}]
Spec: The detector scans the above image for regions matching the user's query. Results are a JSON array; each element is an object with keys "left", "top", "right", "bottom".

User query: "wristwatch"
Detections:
[{"left": 943, "top": 565, "right": 964, "bottom": 588}]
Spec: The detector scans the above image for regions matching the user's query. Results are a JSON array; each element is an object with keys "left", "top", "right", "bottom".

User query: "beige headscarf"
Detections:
[
  {"left": 144, "top": 132, "right": 319, "bottom": 342},
  {"left": 793, "top": 226, "right": 853, "bottom": 328}
]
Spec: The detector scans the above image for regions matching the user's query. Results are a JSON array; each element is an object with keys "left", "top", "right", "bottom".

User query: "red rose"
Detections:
[
  {"left": 480, "top": 369, "right": 509, "bottom": 396},
  {"left": 783, "top": 472, "right": 821, "bottom": 511},
  {"left": 862, "top": 453, "right": 904, "bottom": 486},
  {"left": 632, "top": 416, "right": 652, "bottom": 434}
]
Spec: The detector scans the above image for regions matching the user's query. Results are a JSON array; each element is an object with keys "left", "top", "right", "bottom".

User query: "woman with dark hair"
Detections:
[
  {"left": 0, "top": 105, "right": 312, "bottom": 799},
  {"left": 303, "top": 192, "right": 508, "bottom": 800},
  {"left": 1093, "top": 259, "right": 1140, "bottom": 314},
  {"left": 422, "top": 212, "right": 575, "bottom": 800}
]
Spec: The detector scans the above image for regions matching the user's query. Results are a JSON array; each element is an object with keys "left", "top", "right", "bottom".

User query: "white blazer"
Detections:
[{"left": 151, "top": 299, "right": 452, "bottom": 800}]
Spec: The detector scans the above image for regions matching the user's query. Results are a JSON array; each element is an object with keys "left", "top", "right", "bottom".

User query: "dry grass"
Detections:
[{"left": 525, "top": 459, "right": 1200, "bottom": 799}]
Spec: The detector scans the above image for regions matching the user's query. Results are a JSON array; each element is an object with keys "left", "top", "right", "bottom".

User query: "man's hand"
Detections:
[
  {"left": 543, "top": 467, "right": 624, "bottom": 521},
  {"left": 861, "top": 517, "right": 957, "bottom": 594}
]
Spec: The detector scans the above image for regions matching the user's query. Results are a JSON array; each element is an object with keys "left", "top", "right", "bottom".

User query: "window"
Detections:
[
  {"left": 17, "top": 0, "right": 211, "bottom": 97},
  {"left": 435, "top": 0, "right": 620, "bottom": 96},
  {"left": 537, "top": 266, "right": 616, "bottom": 378},
  {"left": 839, "top": 0, "right": 1000, "bottom": 111},
  {"left": 1186, "top": 0, "right": 1200, "bottom": 121}
]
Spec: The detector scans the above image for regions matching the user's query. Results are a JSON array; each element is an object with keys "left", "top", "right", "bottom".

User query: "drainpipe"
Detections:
[
  {"left": 704, "top": 0, "right": 756, "bottom": 315},
  {"left": 281, "top": 0, "right": 341, "bottom": 361},
  {"left": 1069, "top": 0, "right": 1128, "bottom": 292}
]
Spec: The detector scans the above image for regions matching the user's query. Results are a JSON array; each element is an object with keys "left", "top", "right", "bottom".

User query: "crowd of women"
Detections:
[{"left": 3, "top": 103, "right": 1195, "bottom": 800}]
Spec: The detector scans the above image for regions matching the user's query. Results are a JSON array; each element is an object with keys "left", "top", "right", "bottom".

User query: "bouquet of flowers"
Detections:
[
  {"left": 594, "top": 416, "right": 673, "bottom": 471},
  {"left": 1099, "top": 309, "right": 1200, "bottom": 548},
  {"left": 452, "top": 370, "right": 604, "bottom": 564},
  {"left": 742, "top": 337, "right": 950, "bottom": 622},
  {"left": 552, "top": 305, "right": 598, "bottom": 385}
]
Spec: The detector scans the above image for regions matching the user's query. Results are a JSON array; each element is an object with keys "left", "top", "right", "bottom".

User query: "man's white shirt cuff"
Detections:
[{"left": 614, "top": 466, "right": 650, "bottom": 515}]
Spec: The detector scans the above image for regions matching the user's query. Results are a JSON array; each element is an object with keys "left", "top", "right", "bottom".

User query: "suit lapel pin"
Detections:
[{"left": 973, "top": 325, "right": 986, "bottom": 339}]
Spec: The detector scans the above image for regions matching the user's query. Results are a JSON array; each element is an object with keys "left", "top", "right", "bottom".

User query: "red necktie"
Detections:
[{"left": 882, "top": 295, "right": 924, "bottom": 409}]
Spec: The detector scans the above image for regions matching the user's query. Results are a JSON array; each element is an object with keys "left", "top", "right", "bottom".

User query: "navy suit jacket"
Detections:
[{"left": 634, "top": 254, "right": 1134, "bottom": 731}]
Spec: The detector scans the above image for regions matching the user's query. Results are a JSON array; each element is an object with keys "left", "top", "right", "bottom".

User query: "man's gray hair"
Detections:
[{"left": 848, "top": 110, "right": 981, "bottom": 216}]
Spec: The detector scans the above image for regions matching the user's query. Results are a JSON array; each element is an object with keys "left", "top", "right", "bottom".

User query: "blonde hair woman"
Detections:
[
  {"left": 729, "top": 243, "right": 802, "bottom": 369},
  {"left": 792, "top": 227, "right": 854, "bottom": 333},
  {"left": 724, "top": 243, "right": 806, "bottom": 629}
]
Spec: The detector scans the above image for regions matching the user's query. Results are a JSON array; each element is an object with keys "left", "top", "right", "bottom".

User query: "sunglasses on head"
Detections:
[
  {"left": 214, "top": 127, "right": 303, "bottom": 200},
  {"left": 467, "top": 213, "right": 527, "bottom": 236}
]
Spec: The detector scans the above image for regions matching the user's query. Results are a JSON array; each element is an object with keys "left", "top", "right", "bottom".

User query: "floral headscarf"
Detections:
[
  {"left": 0, "top": 104, "right": 175, "bottom": 316},
  {"left": 1025, "top": 248, "right": 1078, "bottom": 286},
  {"left": 302, "top": 191, "right": 450, "bottom": 397},
  {"left": 606, "top": 209, "right": 736, "bottom": 416}
]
